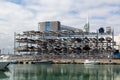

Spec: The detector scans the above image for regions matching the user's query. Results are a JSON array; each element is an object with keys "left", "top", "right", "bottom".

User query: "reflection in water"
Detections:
[{"left": 2, "top": 64, "right": 120, "bottom": 80}]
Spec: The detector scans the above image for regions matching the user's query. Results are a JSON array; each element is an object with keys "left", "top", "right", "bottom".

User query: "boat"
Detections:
[
  {"left": 0, "top": 71, "right": 9, "bottom": 79},
  {"left": 0, "top": 60, "right": 10, "bottom": 70},
  {"left": 10, "top": 60, "right": 18, "bottom": 64},
  {"left": 33, "top": 60, "right": 53, "bottom": 64},
  {"left": 84, "top": 60, "right": 100, "bottom": 64},
  {"left": 0, "top": 55, "right": 10, "bottom": 70}
]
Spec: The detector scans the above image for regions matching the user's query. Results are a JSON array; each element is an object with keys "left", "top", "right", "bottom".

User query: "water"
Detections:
[{"left": 0, "top": 64, "right": 120, "bottom": 80}]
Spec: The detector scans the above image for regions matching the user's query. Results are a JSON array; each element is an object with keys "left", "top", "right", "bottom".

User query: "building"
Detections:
[
  {"left": 39, "top": 21, "right": 61, "bottom": 32},
  {"left": 39, "top": 21, "right": 83, "bottom": 32},
  {"left": 114, "top": 35, "right": 120, "bottom": 50},
  {"left": 14, "top": 21, "right": 116, "bottom": 59}
]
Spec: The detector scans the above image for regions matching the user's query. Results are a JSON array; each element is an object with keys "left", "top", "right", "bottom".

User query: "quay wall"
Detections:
[
  {"left": 14, "top": 58, "right": 120, "bottom": 64},
  {"left": 52, "top": 59, "right": 120, "bottom": 64}
]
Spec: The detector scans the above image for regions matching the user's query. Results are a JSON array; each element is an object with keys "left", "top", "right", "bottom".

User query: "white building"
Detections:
[{"left": 114, "top": 35, "right": 120, "bottom": 50}]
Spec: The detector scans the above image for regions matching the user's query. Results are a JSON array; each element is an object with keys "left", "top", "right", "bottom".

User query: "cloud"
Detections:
[{"left": 0, "top": 0, "right": 120, "bottom": 53}]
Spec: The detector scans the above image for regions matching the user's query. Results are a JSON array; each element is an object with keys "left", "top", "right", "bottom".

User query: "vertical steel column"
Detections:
[{"left": 14, "top": 32, "right": 16, "bottom": 55}]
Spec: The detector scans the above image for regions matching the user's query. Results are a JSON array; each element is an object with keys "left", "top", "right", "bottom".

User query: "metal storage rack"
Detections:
[{"left": 14, "top": 29, "right": 115, "bottom": 59}]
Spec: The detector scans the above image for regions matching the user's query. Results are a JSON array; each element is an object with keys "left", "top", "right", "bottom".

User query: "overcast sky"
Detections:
[{"left": 0, "top": 0, "right": 120, "bottom": 53}]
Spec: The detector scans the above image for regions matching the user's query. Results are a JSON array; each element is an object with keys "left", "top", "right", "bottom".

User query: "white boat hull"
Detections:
[
  {"left": 84, "top": 60, "right": 100, "bottom": 64},
  {"left": 0, "top": 61, "right": 10, "bottom": 70}
]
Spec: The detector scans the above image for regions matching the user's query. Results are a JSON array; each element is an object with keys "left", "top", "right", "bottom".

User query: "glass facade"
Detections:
[
  {"left": 58, "top": 21, "right": 61, "bottom": 31},
  {"left": 45, "top": 22, "right": 50, "bottom": 38},
  {"left": 45, "top": 22, "right": 50, "bottom": 31}
]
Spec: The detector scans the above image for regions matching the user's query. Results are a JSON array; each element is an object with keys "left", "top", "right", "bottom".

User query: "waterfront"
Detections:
[{"left": 0, "top": 64, "right": 120, "bottom": 80}]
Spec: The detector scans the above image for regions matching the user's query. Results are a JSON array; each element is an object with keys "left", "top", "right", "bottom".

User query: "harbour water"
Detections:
[{"left": 1, "top": 64, "right": 120, "bottom": 80}]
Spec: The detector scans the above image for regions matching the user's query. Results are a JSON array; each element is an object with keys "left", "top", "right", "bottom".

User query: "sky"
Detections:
[{"left": 0, "top": 0, "right": 120, "bottom": 53}]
